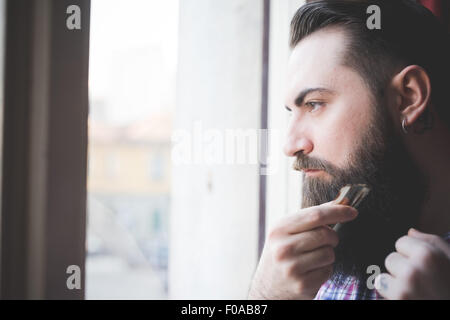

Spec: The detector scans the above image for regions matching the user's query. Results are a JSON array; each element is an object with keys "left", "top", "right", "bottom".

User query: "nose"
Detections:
[
  {"left": 283, "top": 136, "right": 313, "bottom": 157},
  {"left": 283, "top": 110, "right": 314, "bottom": 157}
]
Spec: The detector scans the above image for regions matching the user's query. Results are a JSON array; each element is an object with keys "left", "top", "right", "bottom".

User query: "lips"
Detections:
[
  {"left": 302, "top": 169, "right": 321, "bottom": 172},
  {"left": 302, "top": 169, "right": 324, "bottom": 176}
]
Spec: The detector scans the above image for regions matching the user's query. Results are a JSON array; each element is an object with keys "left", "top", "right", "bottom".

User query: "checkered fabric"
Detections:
[{"left": 314, "top": 231, "right": 450, "bottom": 300}]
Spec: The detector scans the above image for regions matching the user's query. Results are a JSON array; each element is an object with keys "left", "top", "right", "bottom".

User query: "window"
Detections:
[
  {"left": 0, "top": 0, "right": 305, "bottom": 300},
  {"left": 86, "top": 0, "right": 177, "bottom": 299},
  {"left": 149, "top": 152, "right": 165, "bottom": 181},
  {"left": 86, "top": 0, "right": 305, "bottom": 300}
]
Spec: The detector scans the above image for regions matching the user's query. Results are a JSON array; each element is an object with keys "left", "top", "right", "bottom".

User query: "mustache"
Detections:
[{"left": 292, "top": 151, "right": 341, "bottom": 176}]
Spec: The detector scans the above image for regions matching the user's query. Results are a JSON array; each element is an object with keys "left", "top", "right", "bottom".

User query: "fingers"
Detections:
[
  {"left": 291, "top": 226, "right": 339, "bottom": 253},
  {"left": 408, "top": 228, "right": 450, "bottom": 257},
  {"left": 290, "top": 245, "right": 336, "bottom": 275},
  {"left": 272, "top": 203, "right": 358, "bottom": 236},
  {"left": 380, "top": 231, "right": 450, "bottom": 300},
  {"left": 395, "top": 235, "right": 434, "bottom": 259},
  {"left": 384, "top": 251, "right": 409, "bottom": 278},
  {"left": 394, "top": 235, "right": 448, "bottom": 272},
  {"left": 294, "top": 264, "right": 334, "bottom": 296},
  {"left": 375, "top": 273, "right": 402, "bottom": 300},
  {"left": 375, "top": 272, "right": 427, "bottom": 300},
  {"left": 273, "top": 227, "right": 338, "bottom": 262}
]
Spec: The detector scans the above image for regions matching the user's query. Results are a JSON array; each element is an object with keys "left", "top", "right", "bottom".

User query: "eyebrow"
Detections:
[{"left": 285, "top": 87, "right": 335, "bottom": 111}]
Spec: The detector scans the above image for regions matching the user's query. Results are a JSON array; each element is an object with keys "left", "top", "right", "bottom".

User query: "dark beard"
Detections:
[{"left": 295, "top": 101, "right": 427, "bottom": 288}]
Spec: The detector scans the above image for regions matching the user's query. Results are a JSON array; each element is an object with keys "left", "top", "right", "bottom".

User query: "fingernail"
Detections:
[
  {"left": 349, "top": 207, "right": 358, "bottom": 216},
  {"left": 374, "top": 274, "right": 384, "bottom": 291}
]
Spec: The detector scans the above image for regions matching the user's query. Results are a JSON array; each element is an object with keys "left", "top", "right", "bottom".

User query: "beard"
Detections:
[{"left": 294, "top": 97, "right": 427, "bottom": 288}]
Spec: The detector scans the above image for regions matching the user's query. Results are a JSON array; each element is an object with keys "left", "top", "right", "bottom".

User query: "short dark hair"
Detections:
[{"left": 290, "top": 0, "right": 450, "bottom": 131}]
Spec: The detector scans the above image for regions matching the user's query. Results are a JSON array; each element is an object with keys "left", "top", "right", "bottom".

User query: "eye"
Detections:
[{"left": 305, "top": 101, "right": 325, "bottom": 113}]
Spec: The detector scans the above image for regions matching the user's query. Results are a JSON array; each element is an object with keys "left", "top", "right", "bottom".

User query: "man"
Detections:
[{"left": 248, "top": 0, "right": 450, "bottom": 300}]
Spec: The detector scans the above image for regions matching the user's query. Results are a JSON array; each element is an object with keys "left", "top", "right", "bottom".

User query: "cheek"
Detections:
[{"left": 314, "top": 99, "right": 372, "bottom": 167}]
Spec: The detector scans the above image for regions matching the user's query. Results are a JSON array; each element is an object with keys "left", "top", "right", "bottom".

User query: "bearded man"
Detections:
[{"left": 248, "top": 0, "right": 450, "bottom": 300}]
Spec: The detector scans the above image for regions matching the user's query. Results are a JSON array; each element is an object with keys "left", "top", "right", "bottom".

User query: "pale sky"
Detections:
[{"left": 89, "top": 0, "right": 179, "bottom": 125}]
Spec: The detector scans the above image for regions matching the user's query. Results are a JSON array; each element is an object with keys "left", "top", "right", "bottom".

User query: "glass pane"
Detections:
[{"left": 86, "top": 0, "right": 177, "bottom": 299}]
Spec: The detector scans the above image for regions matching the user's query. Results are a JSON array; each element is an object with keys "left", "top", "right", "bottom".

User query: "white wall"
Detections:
[
  {"left": 170, "top": 0, "right": 307, "bottom": 299},
  {"left": 170, "top": 0, "right": 263, "bottom": 299}
]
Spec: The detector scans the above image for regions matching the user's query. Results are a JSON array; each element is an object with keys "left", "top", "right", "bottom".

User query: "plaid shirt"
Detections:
[{"left": 314, "top": 231, "right": 450, "bottom": 300}]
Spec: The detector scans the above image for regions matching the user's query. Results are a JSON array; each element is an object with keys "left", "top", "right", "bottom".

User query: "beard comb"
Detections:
[{"left": 331, "top": 184, "right": 370, "bottom": 231}]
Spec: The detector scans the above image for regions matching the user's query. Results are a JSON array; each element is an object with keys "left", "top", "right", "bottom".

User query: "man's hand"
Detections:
[
  {"left": 247, "top": 202, "right": 358, "bottom": 300},
  {"left": 375, "top": 228, "right": 450, "bottom": 300}
]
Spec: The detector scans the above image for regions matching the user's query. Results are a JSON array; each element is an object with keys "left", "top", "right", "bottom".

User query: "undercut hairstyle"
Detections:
[{"left": 290, "top": 0, "right": 450, "bottom": 132}]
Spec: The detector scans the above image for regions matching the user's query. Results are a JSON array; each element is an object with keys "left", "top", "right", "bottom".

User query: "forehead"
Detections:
[{"left": 286, "top": 27, "right": 352, "bottom": 103}]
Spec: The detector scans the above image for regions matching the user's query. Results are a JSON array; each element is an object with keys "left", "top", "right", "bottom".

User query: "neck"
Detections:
[{"left": 404, "top": 115, "right": 450, "bottom": 236}]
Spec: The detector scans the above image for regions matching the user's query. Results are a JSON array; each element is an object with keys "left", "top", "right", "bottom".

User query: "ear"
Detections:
[{"left": 390, "top": 65, "right": 431, "bottom": 130}]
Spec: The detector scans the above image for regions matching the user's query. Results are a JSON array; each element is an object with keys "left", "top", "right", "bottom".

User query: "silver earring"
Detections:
[{"left": 402, "top": 118, "right": 408, "bottom": 134}]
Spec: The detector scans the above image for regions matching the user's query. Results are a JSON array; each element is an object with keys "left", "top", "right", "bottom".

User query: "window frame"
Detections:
[{"left": 1, "top": 0, "right": 90, "bottom": 299}]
